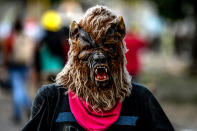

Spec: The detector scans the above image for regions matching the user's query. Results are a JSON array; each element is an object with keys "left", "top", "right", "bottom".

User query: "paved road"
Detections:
[{"left": 0, "top": 89, "right": 28, "bottom": 131}]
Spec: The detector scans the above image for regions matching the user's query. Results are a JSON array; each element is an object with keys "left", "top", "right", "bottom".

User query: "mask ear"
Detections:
[
  {"left": 69, "top": 21, "right": 79, "bottom": 42},
  {"left": 117, "top": 16, "right": 126, "bottom": 38},
  {"left": 111, "top": 16, "right": 126, "bottom": 39}
]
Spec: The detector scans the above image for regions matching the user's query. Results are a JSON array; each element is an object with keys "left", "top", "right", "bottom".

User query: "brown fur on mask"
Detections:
[{"left": 56, "top": 5, "right": 132, "bottom": 111}]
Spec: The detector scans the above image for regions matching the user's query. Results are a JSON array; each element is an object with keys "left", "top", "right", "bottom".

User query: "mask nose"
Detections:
[{"left": 93, "top": 52, "right": 107, "bottom": 63}]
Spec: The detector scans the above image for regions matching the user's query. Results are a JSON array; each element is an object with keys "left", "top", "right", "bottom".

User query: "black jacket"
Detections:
[{"left": 22, "top": 83, "right": 174, "bottom": 131}]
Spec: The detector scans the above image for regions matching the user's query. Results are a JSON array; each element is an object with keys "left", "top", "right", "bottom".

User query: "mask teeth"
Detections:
[
  {"left": 95, "top": 66, "right": 108, "bottom": 73},
  {"left": 105, "top": 68, "right": 107, "bottom": 73}
]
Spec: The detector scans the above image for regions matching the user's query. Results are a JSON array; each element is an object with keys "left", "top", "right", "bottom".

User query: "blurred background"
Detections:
[{"left": 0, "top": 0, "right": 196, "bottom": 131}]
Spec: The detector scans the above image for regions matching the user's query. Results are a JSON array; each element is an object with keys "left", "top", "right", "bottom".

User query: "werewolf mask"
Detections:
[{"left": 56, "top": 6, "right": 131, "bottom": 111}]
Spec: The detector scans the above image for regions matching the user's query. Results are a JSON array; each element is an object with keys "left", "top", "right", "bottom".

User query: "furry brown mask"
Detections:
[{"left": 56, "top": 6, "right": 132, "bottom": 111}]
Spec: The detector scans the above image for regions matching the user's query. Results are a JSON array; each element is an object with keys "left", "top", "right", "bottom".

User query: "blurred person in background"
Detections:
[
  {"left": 3, "top": 16, "right": 33, "bottom": 123},
  {"left": 125, "top": 27, "right": 147, "bottom": 81},
  {"left": 33, "top": 10, "right": 69, "bottom": 87}
]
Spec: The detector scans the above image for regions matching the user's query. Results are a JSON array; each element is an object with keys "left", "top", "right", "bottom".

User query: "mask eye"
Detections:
[{"left": 107, "top": 28, "right": 113, "bottom": 35}]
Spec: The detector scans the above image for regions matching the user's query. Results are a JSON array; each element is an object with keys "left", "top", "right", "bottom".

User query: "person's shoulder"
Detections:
[
  {"left": 131, "top": 82, "right": 153, "bottom": 98},
  {"left": 39, "top": 83, "right": 59, "bottom": 93},
  {"left": 123, "top": 82, "right": 154, "bottom": 108},
  {"left": 36, "top": 83, "right": 63, "bottom": 98}
]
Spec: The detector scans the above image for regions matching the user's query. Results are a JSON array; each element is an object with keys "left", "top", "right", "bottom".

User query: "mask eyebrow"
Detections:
[
  {"left": 102, "top": 26, "right": 118, "bottom": 44},
  {"left": 102, "top": 31, "right": 119, "bottom": 45},
  {"left": 79, "top": 27, "right": 95, "bottom": 47}
]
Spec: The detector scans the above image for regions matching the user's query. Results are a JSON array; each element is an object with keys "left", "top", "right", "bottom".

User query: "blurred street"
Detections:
[
  {"left": 139, "top": 52, "right": 197, "bottom": 131},
  {"left": 0, "top": 88, "right": 28, "bottom": 131}
]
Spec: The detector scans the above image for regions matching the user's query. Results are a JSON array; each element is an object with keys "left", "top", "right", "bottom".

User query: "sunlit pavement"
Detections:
[
  {"left": 140, "top": 52, "right": 197, "bottom": 131},
  {"left": 162, "top": 102, "right": 197, "bottom": 131}
]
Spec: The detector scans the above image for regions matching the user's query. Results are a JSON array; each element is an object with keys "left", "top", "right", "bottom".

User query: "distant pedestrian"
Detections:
[
  {"left": 125, "top": 31, "right": 146, "bottom": 80},
  {"left": 4, "top": 17, "right": 33, "bottom": 123}
]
